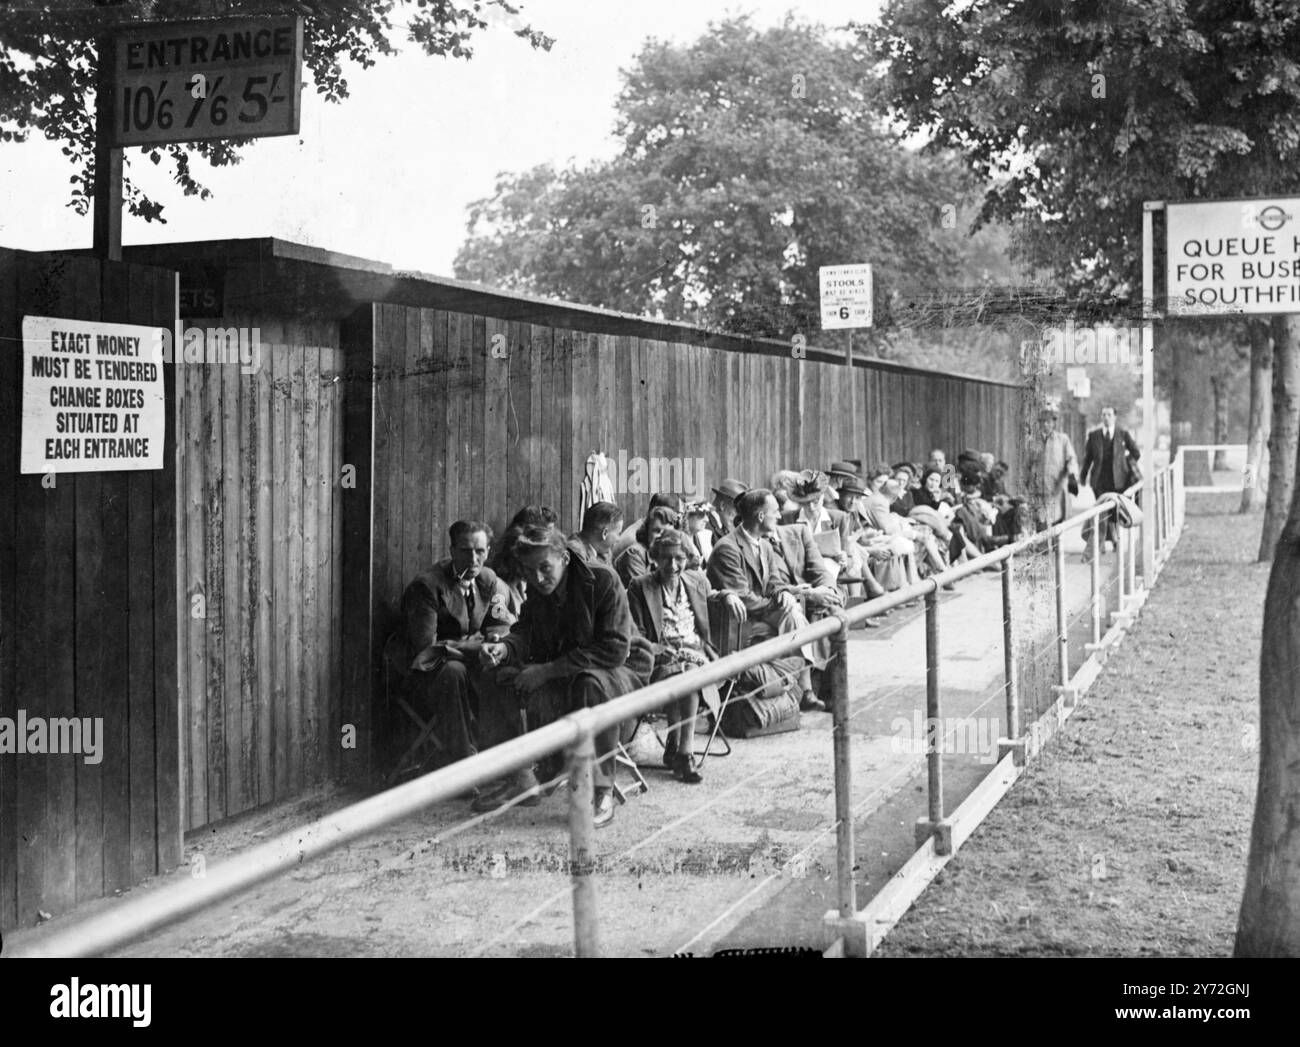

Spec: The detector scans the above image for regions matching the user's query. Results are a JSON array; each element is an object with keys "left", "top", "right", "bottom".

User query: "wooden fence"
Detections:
[
  {"left": 0, "top": 249, "right": 181, "bottom": 929},
  {"left": 114, "top": 239, "right": 1026, "bottom": 828},
  {"left": 175, "top": 317, "right": 343, "bottom": 831}
]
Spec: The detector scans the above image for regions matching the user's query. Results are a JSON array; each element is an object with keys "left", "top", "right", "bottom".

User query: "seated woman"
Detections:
[
  {"left": 627, "top": 528, "right": 737, "bottom": 784},
  {"left": 612, "top": 492, "right": 684, "bottom": 559},
  {"left": 682, "top": 501, "right": 721, "bottom": 567},
  {"left": 487, "top": 504, "right": 558, "bottom": 613},
  {"left": 614, "top": 505, "right": 680, "bottom": 587}
]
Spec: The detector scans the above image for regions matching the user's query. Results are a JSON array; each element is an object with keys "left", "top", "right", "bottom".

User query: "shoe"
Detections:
[
  {"left": 671, "top": 752, "right": 704, "bottom": 784},
  {"left": 941, "top": 582, "right": 955, "bottom": 592},
  {"left": 470, "top": 772, "right": 542, "bottom": 812},
  {"left": 593, "top": 788, "right": 616, "bottom": 828},
  {"left": 799, "top": 691, "right": 828, "bottom": 713},
  {"left": 661, "top": 735, "right": 678, "bottom": 770}
]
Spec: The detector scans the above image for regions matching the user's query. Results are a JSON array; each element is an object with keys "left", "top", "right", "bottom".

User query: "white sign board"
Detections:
[
  {"left": 1073, "top": 376, "right": 1091, "bottom": 399},
  {"left": 1167, "top": 197, "right": 1300, "bottom": 316},
  {"left": 21, "top": 316, "right": 166, "bottom": 474},
  {"left": 819, "top": 264, "right": 873, "bottom": 330},
  {"left": 1066, "top": 366, "right": 1086, "bottom": 391}
]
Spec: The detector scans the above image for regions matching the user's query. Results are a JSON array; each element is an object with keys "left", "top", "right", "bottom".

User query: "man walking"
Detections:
[
  {"left": 1080, "top": 405, "right": 1141, "bottom": 556},
  {"left": 1027, "top": 406, "right": 1080, "bottom": 531}
]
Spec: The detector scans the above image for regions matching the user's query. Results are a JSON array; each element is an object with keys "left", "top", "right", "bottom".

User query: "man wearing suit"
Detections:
[
  {"left": 398, "top": 520, "right": 519, "bottom": 765},
  {"left": 1080, "top": 405, "right": 1141, "bottom": 555},
  {"left": 707, "top": 489, "right": 840, "bottom": 712},
  {"left": 478, "top": 525, "right": 654, "bottom": 827},
  {"left": 628, "top": 529, "right": 742, "bottom": 783}
]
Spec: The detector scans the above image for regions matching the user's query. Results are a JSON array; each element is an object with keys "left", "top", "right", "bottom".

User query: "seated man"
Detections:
[
  {"left": 568, "top": 500, "right": 624, "bottom": 566},
  {"left": 397, "top": 520, "right": 519, "bottom": 768},
  {"left": 707, "top": 488, "right": 839, "bottom": 713},
  {"left": 627, "top": 528, "right": 745, "bottom": 784},
  {"left": 478, "top": 525, "right": 653, "bottom": 828},
  {"left": 710, "top": 478, "right": 748, "bottom": 537}
]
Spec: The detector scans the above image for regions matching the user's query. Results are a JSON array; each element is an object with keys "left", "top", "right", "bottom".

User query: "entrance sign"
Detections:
[
  {"left": 21, "top": 316, "right": 166, "bottom": 474},
  {"left": 1166, "top": 196, "right": 1300, "bottom": 316},
  {"left": 111, "top": 16, "right": 304, "bottom": 147},
  {"left": 819, "top": 264, "right": 873, "bottom": 329}
]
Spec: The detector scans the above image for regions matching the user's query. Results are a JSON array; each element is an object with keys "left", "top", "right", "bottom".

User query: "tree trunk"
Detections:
[
  {"left": 1236, "top": 405, "right": 1300, "bottom": 955},
  {"left": 1258, "top": 315, "right": 1300, "bottom": 560},
  {"left": 1212, "top": 373, "right": 1229, "bottom": 469},
  {"left": 1241, "top": 320, "right": 1272, "bottom": 513},
  {"left": 1169, "top": 329, "right": 1215, "bottom": 486}
]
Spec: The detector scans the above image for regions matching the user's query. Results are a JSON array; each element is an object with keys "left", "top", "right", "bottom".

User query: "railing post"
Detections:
[
  {"left": 997, "top": 553, "right": 1024, "bottom": 766},
  {"left": 1053, "top": 532, "right": 1069, "bottom": 691},
  {"left": 1116, "top": 506, "right": 1127, "bottom": 606},
  {"left": 829, "top": 612, "right": 855, "bottom": 920},
  {"left": 1126, "top": 520, "right": 1137, "bottom": 596},
  {"left": 1089, "top": 516, "right": 1102, "bottom": 647},
  {"left": 568, "top": 731, "right": 600, "bottom": 958},
  {"left": 914, "top": 586, "right": 951, "bottom": 854}
]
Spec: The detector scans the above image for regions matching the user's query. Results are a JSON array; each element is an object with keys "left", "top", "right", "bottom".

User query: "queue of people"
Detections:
[{"left": 389, "top": 409, "right": 1133, "bottom": 829}]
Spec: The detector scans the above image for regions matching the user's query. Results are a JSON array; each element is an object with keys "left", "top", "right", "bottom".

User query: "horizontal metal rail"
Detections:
[{"left": 5, "top": 471, "right": 1176, "bottom": 959}]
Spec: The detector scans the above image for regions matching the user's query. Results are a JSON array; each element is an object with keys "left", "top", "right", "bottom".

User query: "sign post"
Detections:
[
  {"left": 91, "top": 15, "right": 305, "bottom": 259},
  {"left": 820, "top": 263, "right": 874, "bottom": 458}
]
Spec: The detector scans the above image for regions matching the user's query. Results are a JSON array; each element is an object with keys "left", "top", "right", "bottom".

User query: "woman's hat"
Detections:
[
  {"left": 827, "top": 460, "right": 860, "bottom": 481},
  {"left": 789, "top": 469, "right": 830, "bottom": 503}
]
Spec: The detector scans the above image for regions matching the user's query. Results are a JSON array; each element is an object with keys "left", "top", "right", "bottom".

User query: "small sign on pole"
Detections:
[{"left": 819, "top": 264, "right": 874, "bottom": 330}]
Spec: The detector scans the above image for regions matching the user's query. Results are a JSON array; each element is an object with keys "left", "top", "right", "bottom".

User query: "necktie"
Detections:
[
  {"left": 1104, "top": 429, "right": 1112, "bottom": 441},
  {"left": 462, "top": 584, "right": 475, "bottom": 620}
]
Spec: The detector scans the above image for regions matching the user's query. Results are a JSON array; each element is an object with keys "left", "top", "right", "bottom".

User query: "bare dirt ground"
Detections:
[{"left": 878, "top": 492, "right": 1263, "bottom": 957}]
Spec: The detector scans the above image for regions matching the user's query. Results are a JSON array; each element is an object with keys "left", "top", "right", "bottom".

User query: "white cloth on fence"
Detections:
[{"left": 581, "top": 451, "right": 616, "bottom": 520}]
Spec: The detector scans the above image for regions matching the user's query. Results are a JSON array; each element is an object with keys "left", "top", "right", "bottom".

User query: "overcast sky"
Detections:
[{"left": 0, "top": 1, "right": 881, "bottom": 277}]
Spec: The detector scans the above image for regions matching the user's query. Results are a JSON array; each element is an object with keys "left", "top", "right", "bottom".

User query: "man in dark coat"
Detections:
[
  {"left": 478, "top": 525, "right": 653, "bottom": 827},
  {"left": 1080, "top": 405, "right": 1141, "bottom": 554},
  {"left": 396, "top": 520, "right": 518, "bottom": 766},
  {"left": 707, "top": 489, "right": 839, "bottom": 712}
]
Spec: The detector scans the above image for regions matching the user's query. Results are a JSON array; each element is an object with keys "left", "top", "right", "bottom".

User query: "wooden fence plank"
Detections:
[
  {"left": 286, "top": 344, "right": 305, "bottom": 794},
  {"left": 484, "top": 317, "right": 510, "bottom": 535},
  {"left": 220, "top": 347, "right": 244, "bottom": 815},
  {"left": 270, "top": 345, "right": 290, "bottom": 800},
  {"left": 0, "top": 249, "right": 19, "bottom": 927},
  {"left": 301, "top": 345, "right": 321, "bottom": 783}
]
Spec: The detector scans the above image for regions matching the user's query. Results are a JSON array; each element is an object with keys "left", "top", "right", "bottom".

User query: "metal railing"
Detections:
[
  {"left": 6, "top": 458, "right": 1186, "bottom": 959},
  {"left": 1177, "top": 443, "right": 1248, "bottom": 493}
]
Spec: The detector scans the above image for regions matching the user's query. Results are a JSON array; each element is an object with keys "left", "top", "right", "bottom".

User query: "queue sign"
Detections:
[
  {"left": 1166, "top": 196, "right": 1300, "bottom": 317},
  {"left": 111, "top": 16, "right": 303, "bottom": 147}
]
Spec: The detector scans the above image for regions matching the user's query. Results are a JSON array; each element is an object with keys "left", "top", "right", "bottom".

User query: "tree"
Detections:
[
  {"left": 453, "top": 14, "right": 1004, "bottom": 345},
  {"left": 1240, "top": 320, "right": 1271, "bottom": 513},
  {"left": 867, "top": 0, "right": 1300, "bottom": 562},
  {"left": 869, "top": 0, "right": 1300, "bottom": 954},
  {"left": 0, "top": 0, "right": 552, "bottom": 223}
]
